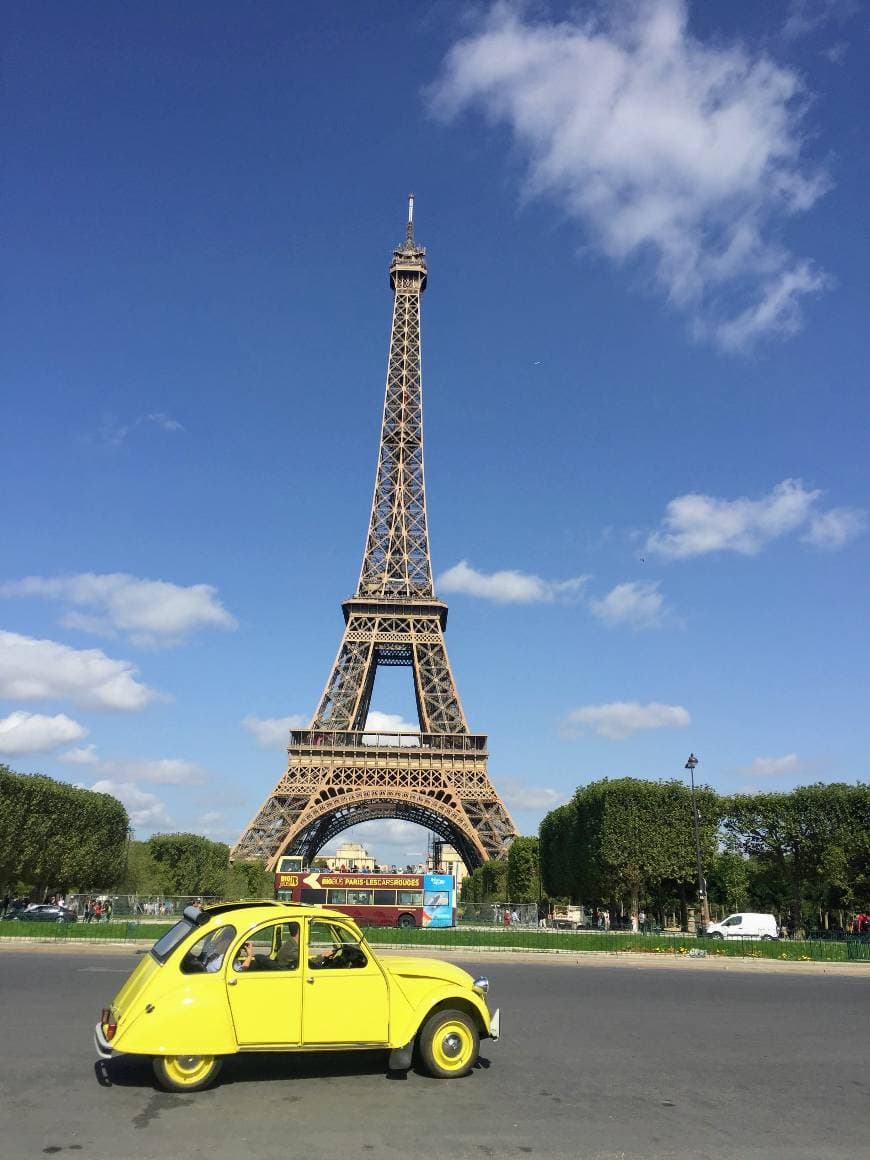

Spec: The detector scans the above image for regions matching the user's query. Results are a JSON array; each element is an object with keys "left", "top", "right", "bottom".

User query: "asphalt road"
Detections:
[{"left": 0, "top": 947, "right": 866, "bottom": 1160}]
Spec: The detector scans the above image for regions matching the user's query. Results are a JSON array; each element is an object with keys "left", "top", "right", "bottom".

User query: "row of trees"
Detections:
[
  {"left": 0, "top": 765, "right": 129, "bottom": 894},
  {"left": 461, "top": 835, "right": 541, "bottom": 905},
  {"left": 538, "top": 778, "right": 869, "bottom": 928},
  {"left": 0, "top": 765, "right": 272, "bottom": 901},
  {"left": 121, "top": 833, "right": 273, "bottom": 899}
]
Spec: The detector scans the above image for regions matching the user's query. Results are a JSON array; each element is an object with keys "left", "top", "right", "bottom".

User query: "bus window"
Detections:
[
  {"left": 397, "top": 891, "right": 423, "bottom": 906},
  {"left": 373, "top": 890, "right": 397, "bottom": 905},
  {"left": 346, "top": 890, "right": 373, "bottom": 906},
  {"left": 300, "top": 888, "right": 327, "bottom": 904},
  {"left": 327, "top": 890, "right": 347, "bottom": 904}
]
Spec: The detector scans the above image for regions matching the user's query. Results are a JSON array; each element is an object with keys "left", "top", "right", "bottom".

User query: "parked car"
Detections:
[
  {"left": 94, "top": 901, "right": 500, "bottom": 1092},
  {"left": 703, "top": 912, "right": 779, "bottom": 940},
  {"left": 12, "top": 904, "right": 78, "bottom": 923}
]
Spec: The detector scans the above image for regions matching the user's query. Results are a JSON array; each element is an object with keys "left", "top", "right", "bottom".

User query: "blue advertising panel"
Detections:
[{"left": 422, "top": 873, "right": 455, "bottom": 927}]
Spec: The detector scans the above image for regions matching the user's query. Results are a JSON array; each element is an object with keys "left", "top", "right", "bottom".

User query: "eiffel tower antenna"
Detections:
[{"left": 232, "top": 200, "right": 517, "bottom": 871}]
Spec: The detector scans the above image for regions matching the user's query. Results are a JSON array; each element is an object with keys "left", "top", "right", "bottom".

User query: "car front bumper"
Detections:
[{"left": 490, "top": 1008, "right": 500, "bottom": 1041}]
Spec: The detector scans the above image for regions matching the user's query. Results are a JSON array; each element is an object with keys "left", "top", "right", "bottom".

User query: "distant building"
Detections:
[
  {"left": 429, "top": 842, "right": 467, "bottom": 891},
  {"left": 323, "top": 841, "right": 375, "bottom": 871}
]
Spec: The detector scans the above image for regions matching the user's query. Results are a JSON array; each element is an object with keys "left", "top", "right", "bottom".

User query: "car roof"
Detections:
[{"left": 196, "top": 901, "right": 355, "bottom": 929}]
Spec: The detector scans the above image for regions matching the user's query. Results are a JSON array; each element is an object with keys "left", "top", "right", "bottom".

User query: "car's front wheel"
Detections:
[
  {"left": 419, "top": 1008, "right": 479, "bottom": 1079},
  {"left": 152, "top": 1054, "right": 222, "bottom": 1092},
  {"left": 709, "top": 931, "right": 724, "bottom": 940}
]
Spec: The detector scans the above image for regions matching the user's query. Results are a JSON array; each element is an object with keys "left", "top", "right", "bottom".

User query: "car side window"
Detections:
[
  {"left": 235, "top": 921, "right": 301, "bottom": 972},
  {"left": 181, "top": 924, "right": 238, "bottom": 974},
  {"left": 307, "top": 920, "right": 367, "bottom": 970},
  {"left": 723, "top": 916, "right": 741, "bottom": 927}
]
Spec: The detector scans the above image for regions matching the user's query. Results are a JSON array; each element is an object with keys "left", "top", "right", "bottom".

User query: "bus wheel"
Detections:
[
  {"left": 397, "top": 913, "right": 416, "bottom": 929},
  {"left": 419, "top": 1009, "right": 479, "bottom": 1078}
]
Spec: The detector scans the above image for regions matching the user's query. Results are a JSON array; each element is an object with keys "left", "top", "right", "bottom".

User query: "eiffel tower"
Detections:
[{"left": 232, "top": 198, "right": 517, "bottom": 871}]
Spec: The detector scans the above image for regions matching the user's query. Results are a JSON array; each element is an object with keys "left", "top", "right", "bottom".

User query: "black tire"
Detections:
[
  {"left": 710, "top": 931, "right": 724, "bottom": 940},
  {"left": 419, "top": 1008, "right": 479, "bottom": 1078},
  {"left": 760, "top": 935, "right": 775, "bottom": 941},
  {"left": 397, "top": 913, "right": 416, "bottom": 929},
  {"left": 152, "top": 1054, "right": 222, "bottom": 1093}
]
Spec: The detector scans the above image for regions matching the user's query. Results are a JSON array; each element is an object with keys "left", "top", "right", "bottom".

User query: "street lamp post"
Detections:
[{"left": 685, "top": 753, "right": 710, "bottom": 928}]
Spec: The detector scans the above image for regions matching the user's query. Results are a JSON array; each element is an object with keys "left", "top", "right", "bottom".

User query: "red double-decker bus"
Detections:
[{"left": 274, "top": 860, "right": 455, "bottom": 929}]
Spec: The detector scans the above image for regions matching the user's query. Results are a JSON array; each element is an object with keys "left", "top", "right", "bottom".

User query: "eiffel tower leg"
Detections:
[
  {"left": 311, "top": 623, "right": 376, "bottom": 730},
  {"left": 413, "top": 632, "right": 468, "bottom": 734}
]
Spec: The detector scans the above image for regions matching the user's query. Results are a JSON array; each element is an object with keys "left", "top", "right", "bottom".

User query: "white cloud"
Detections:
[
  {"left": 565, "top": 700, "right": 690, "bottom": 739},
  {"left": 90, "top": 779, "right": 171, "bottom": 829},
  {"left": 99, "top": 412, "right": 184, "bottom": 447},
  {"left": 782, "top": 0, "right": 843, "bottom": 40},
  {"left": 0, "top": 572, "right": 237, "bottom": 647},
  {"left": 801, "top": 507, "right": 867, "bottom": 549},
  {"left": 590, "top": 581, "right": 666, "bottom": 628},
  {"left": 498, "top": 779, "right": 565, "bottom": 811},
  {"left": 58, "top": 745, "right": 205, "bottom": 785},
  {"left": 747, "top": 753, "right": 800, "bottom": 777},
  {"left": 430, "top": 0, "right": 831, "bottom": 348},
  {"left": 242, "top": 713, "right": 308, "bottom": 750},
  {"left": 363, "top": 711, "right": 420, "bottom": 746},
  {"left": 59, "top": 744, "right": 100, "bottom": 765},
  {"left": 438, "top": 560, "right": 588, "bottom": 604},
  {"left": 647, "top": 478, "right": 825, "bottom": 559},
  {"left": 0, "top": 630, "right": 162, "bottom": 710},
  {"left": 0, "top": 711, "right": 88, "bottom": 756}
]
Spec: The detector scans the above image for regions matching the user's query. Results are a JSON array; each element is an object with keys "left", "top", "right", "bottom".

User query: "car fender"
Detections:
[
  {"left": 112, "top": 978, "right": 238, "bottom": 1057},
  {"left": 391, "top": 982, "right": 492, "bottom": 1046}
]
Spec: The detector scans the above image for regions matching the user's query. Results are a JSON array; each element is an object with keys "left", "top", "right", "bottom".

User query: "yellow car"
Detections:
[{"left": 94, "top": 901, "right": 500, "bottom": 1091}]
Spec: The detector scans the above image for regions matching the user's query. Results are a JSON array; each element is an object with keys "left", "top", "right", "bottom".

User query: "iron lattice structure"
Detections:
[{"left": 232, "top": 200, "right": 517, "bottom": 871}]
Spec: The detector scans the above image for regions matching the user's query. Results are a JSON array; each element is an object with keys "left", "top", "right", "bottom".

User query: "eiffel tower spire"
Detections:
[
  {"left": 232, "top": 201, "right": 517, "bottom": 872},
  {"left": 358, "top": 193, "right": 432, "bottom": 600}
]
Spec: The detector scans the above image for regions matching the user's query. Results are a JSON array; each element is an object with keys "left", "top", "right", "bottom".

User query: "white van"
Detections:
[{"left": 704, "top": 912, "right": 779, "bottom": 940}]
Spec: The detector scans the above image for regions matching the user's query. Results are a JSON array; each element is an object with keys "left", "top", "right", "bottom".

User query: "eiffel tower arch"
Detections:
[{"left": 232, "top": 199, "right": 517, "bottom": 871}]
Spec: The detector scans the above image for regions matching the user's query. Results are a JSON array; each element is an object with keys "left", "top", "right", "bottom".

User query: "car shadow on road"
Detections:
[{"left": 94, "top": 1050, "right": 491, "bottom": 1091}]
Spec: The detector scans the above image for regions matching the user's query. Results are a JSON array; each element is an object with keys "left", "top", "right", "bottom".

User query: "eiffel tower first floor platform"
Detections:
[{"left": 231, "top": 730, "right": 517, "bottom": 872}]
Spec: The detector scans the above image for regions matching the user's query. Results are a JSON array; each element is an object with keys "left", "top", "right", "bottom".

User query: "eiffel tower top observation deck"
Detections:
[{"left": 232, "top": 200, "right": 516, "bottom": 870}]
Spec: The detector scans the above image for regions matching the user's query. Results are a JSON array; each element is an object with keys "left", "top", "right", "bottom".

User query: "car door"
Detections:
[
  {"left": 301, "top": 919, "right": 389, "bottom": 1046},
  {"left": 225, "top": 921, "right": 303, "bottom": 1046},
  {"left": 722, "top": 915, "right": 743, "bottom": 938}
]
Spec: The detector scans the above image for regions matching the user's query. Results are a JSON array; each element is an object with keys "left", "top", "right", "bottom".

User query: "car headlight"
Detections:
[{"left": 473, "top": 975, "right": 489, "bottom": 995}]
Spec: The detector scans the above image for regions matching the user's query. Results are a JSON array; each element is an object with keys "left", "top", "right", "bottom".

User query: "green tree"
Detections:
[
  {"left": 539, "top": 778, "right": 720, "bottom": 920},
  {"left": 480, "top": 858, "right": 508, "bottom": 901},
  {"left": 225, "top": 860, "right": 273, "bottom": 899},
  {"left": 507, "top": 836, "right": 540, "bottom": 902},
  {"left": 147, "top": 833, "right": 230, "bottom": 896},
  {"left": 724, "top": 782, "right": 870, "bottom": 930},
  {"left": 0, "top": 764, "right": 129, "bottom": 893}
]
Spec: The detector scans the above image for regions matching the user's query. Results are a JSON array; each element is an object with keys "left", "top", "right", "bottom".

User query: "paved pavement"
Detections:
[{"left": 0, "top": 947, "right": 866, "bottom": 1159}]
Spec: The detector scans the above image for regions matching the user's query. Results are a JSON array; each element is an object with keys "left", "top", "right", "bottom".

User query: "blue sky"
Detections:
[{"left": 2, "top": 1, "right": 868, "bottom": 868}]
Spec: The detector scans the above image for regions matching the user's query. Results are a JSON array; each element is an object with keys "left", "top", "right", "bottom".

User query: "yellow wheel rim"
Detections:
[
  {"left": 430, "top": 1020, "right": 474, "bottom": 1072},
  {"left": 162, "top": 1055, "right": 215, "bottom": 1087}
]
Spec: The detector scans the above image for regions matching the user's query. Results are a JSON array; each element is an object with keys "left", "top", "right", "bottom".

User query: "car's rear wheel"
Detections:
[
  {"left": 761, "top": 934, "right": 775, "bottom": 941},
  {"left": 397, "top": 913, "right": 416, "bottom": 929},
  {"left": 419, "top": 1008, "right": 479, "bottom": 1079},
  {"left": 152, "top": 1054, "right": 222, "bottom": 1092}
]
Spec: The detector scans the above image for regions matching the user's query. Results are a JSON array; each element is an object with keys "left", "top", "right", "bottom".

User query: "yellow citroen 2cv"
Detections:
[{"left": 94, "top": 902, "right": 499, "bottom": 1091}]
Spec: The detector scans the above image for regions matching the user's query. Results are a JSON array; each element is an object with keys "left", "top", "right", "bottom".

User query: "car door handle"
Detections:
[
  {"left": 227, "top": 978, "right": 237, "bottom": 986},
  {"left": 306, "top": 976, "right": 315, "bottom": 984}
]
